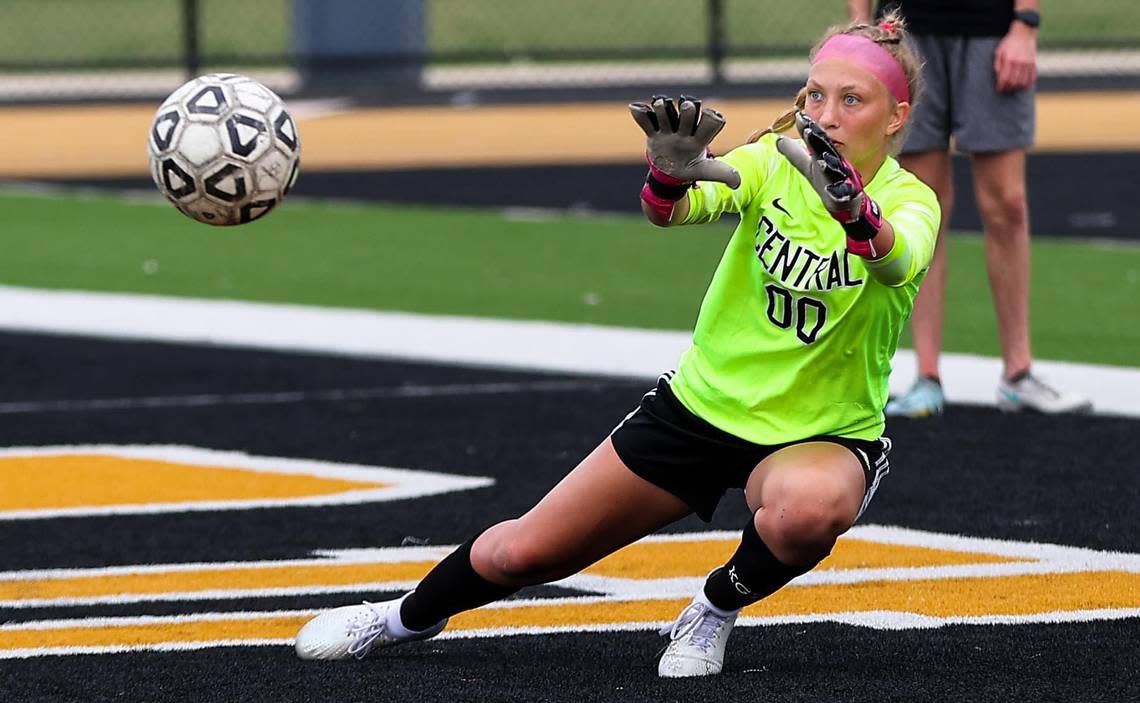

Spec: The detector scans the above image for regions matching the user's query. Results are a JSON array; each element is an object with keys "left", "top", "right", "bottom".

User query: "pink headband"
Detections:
[{"left": 813, "top": 34, "right": 910, "bottom": 104}]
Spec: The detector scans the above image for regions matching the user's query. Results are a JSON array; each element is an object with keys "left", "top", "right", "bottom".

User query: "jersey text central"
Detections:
[{"left": 754, "top": 216, "right": 863, "bottom": 292}]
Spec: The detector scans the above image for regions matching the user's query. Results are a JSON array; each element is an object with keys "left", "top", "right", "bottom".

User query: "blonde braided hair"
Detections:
[{"left": 746, "top": 10, "right": 922, "bottom": 153}]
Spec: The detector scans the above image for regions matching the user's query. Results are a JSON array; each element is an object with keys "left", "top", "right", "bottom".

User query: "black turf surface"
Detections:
[
  {"left": 0, "top": 330, "right": 1137, "bottom": 702},
  {"left": 7, "top": 620, "right": 1139, "bottom": 703}
]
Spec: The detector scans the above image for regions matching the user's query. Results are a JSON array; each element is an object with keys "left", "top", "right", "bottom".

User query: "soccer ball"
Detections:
[{"left": 147, "top": 73, "right": 300, "bottom": 226}]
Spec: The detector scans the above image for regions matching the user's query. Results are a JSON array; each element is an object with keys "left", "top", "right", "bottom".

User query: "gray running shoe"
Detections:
[
  {"left": 997, "top": 371, "right": 1092, "bottom": 414},
  {"left": 884, "top": 376, "right": 944, "bottom": 418}
]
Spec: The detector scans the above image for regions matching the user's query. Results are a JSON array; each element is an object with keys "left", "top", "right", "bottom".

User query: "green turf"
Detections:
[
  {"left": 2, "top": 190, "right": 1137, "bottom": 367},
  {"left": 2, "top": 0, "right": 1136, "bottom": 67}
]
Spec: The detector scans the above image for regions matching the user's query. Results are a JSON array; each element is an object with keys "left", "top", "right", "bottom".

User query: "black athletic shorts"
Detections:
[{"left": 610, "top": 373, "right": 891, "bottom": 522}]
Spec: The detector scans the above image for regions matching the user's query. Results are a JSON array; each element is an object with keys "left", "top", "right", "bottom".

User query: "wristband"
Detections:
[
  {"left": 841, "top": 196, "right": 883, "bottom": 258},
  {"left": 646, "top": 172, "right": 690, "bottom": 200},
  {"left": 640, "top": 181, "right": 683, "bottom": 220},
  {"left": 641, "top": 153, "right": 692, "bottom": 220}
]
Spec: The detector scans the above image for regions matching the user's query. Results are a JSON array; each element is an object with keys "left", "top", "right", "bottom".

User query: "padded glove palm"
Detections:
[{"left": 629, "top": 96, "right": 741, "bottom": 189}]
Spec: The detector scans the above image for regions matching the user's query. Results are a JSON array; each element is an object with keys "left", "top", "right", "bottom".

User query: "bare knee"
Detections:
[
  {"left": 756, "top": 478, "right": 859, "bottom": 563},
  {"left": 470, "top": 519, "right": 565, "bottom": 587},
  {"left": 979, "top": 187, "right": 1028, "bottom": 232}
]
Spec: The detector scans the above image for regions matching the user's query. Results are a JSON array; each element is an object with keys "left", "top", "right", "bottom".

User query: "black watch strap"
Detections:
[
  {"left": 1014, "top": 9, "right": 1041, "bottom": 28},
  {"left": 645, "top": 172, "right": 691, "bottom": 201}
]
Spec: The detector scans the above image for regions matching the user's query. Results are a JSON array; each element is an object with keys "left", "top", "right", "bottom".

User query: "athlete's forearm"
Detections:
[
  {"left": 847, "top": 0, "right": 873, "bottom": 23},
  {"left": 862, "top": 220, "right": 918, "bottom": 287},
  {"left": 867, "top": 219, "right": 895, "bottom": 260}
]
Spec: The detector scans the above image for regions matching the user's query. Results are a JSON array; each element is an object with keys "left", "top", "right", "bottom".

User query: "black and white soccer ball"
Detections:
[{"left": 147, "top": 73, "right": 300, "bottom": 226}]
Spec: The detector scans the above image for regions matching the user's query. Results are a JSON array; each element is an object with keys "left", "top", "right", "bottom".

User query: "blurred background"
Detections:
[
  {"left": 3, "top": 0, "right": 1139, "bottom": 101},
  {"left": 0, "top": 1, "right": 1136, "bottom": 364}
]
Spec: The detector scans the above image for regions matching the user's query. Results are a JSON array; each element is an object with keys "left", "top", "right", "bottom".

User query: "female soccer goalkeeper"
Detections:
[{"left": 296, "top": 12, "right": 938, "bottom": 678}]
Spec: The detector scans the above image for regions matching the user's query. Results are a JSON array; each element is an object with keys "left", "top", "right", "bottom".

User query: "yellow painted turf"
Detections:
[
  {"left": 3, "top": 571, "right": 1137, "bottom": 652},
  {"left": 0, "top": 454, "right": 385, "bottom": 510},
  {"left": 0, "top": 538, "right": 1020, "bottom": 602}
]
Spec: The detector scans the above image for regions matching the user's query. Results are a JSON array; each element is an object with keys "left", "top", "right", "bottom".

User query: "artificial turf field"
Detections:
[
  {"left": 1, "top": 89, "right": 1138, "bottom": 699},
  {"left": 0, "top": 330, "right": 1137, "bottom": 702}
]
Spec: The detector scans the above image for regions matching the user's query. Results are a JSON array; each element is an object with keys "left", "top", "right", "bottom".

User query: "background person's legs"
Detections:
[
  {"left": 886, "top": 149, "right": 954, "bottom": 417},
  {"left": 971, "top": 149, "right": 1032, "bottom": 378},
  {"left": 899, "top": 149, "right": 955, "bottom": 381},
  {"left": 970, "top": 149, "right": 1091, "bottom": 413}
]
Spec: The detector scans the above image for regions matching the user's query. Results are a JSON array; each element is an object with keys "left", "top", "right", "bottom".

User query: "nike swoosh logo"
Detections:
[{"left": 772, "top": 198, "right": 792, "bottom": 217}]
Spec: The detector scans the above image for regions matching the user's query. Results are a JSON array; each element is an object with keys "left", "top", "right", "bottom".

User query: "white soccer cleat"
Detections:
[
  {"left": 294, "top": 594, "right": 447, "bottom": 661},
  {"left": 657, "top": 600, "right": 738, "bottom": 678},
  {"left": 996, "top": 372, "right": 1092, "bottom": 414}
]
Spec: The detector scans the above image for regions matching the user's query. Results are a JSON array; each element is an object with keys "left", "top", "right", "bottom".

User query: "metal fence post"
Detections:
[
  {"left": 182, "top": 0, "right": 201, "bottom": 79},
  {"left": 708, "top": 0, "right": 725, "bottom": 86}
]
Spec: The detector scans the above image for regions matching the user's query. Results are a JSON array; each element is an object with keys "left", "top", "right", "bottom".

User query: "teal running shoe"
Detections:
[{"left": 885, "top": 376, "right": 944, "bottom": 418}]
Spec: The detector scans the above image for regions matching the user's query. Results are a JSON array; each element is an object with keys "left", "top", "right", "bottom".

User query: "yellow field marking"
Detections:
[
  {"left": 0, "top": 537, "right": 1021, "bottom": 604},
  {"left": 0, "top": 562, "right": 434, "bottom": 602},
  {"left": 0, "top": 454, "right": 383, "bottom": 511},
  {"left": 453, "top": 571, "right": 1140, "bottom": 627},
  {"left": 0, "top": 445, "right": 493, "bottom": 519},
  {"left": 0, "top": 615, "right": 309, "bottom": 650},
  {"left": 2, "top": 527, "right": 1137, "bottom": 656},
  {"left": 3, "top": 571, "right": 1137, "bottom": 654},
  {"left": 585, "top": 538, "right": 1021, "bottom": 579},
  {"left": 751, "top": 570, "right": 1140, "bottom": 619},
  {"left": 1, "top": 92, "right": 1136, "bottom": 178}
]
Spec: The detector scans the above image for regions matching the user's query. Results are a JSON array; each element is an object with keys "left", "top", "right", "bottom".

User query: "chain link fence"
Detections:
[{"left": 2, "top": 0, "right": 1138, "bottom": 102}]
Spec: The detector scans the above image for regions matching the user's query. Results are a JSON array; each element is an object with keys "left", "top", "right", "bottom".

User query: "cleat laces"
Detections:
[
  {"left": 660, "top": 603, "right": 724, "bottom": 654},
  {"left": 345, "top": 601, "right": 386, "bottom": 659}
]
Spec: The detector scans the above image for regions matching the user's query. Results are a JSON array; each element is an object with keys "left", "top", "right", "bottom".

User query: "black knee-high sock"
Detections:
[
  {"left": 702, "top": 518, "right": 821, "bottom": 612},
  {"left": 399, "top": 536, "right": 517, "bottom": 631}
]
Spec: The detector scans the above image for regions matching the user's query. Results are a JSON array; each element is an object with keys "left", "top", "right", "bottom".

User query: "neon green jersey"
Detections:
[{"left": 671, "top": 133, "right": 940, "bottom": 444}]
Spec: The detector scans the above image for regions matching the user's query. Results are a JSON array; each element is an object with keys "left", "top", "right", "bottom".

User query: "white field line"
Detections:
[
  {"left": 0, "top": 285, "right": 1135, "bottom": 416},
  {"left": 6, "top": 601, "right": 1140, "bottom": 636},
  {"left": 5, "top": 609, "right": 1140, "bottom": 659},
  {"left": 0, "top": 379, "right": 617, "bottom": 415},
  {"left": 17, "top": 558, "right": 1135, "bottom": 610},
  {"left": 3, "top": 525, "right": 1137, "bottom": 609},
  {"left": 7, "top": 523, "right": 1118, "bottom": 583},
  {"left": 0, "top": 582, "right": 426, "bottom": 610},
  {"left": 2, "top": 524, "right": 1138, "bottom": 657}
]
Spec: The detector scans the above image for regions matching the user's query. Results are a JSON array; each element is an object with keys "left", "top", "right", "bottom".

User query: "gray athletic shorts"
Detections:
[{"left": 903, "top": 34, "right": 1035, "bottom": 154}]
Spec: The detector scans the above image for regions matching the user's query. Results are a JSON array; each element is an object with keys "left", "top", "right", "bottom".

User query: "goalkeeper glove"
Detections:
[
  {"left": 776, "top": 112, "right": 884, "bottom": 257},
  {"left": 629, "top": 95, "right": 741, "bottom": 219}
]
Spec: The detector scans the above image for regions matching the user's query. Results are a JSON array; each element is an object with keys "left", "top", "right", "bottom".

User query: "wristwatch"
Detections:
[{"left": 1013, "top": 9, "right": 1041, "bottom": 28}]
